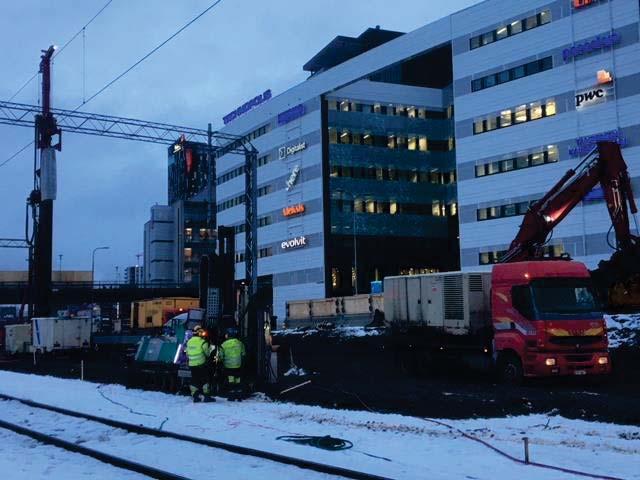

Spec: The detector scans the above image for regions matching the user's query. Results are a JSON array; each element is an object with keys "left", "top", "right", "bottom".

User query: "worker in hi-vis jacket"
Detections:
[{"left": 186, "top": 325, "right": 215, "bottom": 403}]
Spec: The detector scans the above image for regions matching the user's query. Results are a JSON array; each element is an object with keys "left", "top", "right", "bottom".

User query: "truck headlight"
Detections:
[
  {"left": 545, "top": 358, "right": 556, "bottom": 366},
  {"left": 597, "top": 356, "right": 608, "bottom": 365}
]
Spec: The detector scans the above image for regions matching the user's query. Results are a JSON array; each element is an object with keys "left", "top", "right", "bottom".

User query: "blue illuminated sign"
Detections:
[
  {"left": 223, "top": 89, "right": 272, "bottom": 125},
  {"left": 563, "top": 32, "right": 620, "bottom": 62},
  {"left": 569, "top": 129, "right": 627, "bottom": 157},
  {"left": 278, "top": 104, "right": 305, "bottom": 126}
]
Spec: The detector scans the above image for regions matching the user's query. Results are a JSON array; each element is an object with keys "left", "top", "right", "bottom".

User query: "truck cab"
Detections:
[{"left": 491, "top": 261, "right": 610, "bottom": 381}]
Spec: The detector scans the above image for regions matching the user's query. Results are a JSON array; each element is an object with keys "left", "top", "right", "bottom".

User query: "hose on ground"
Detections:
[{"left": 276, "top": 435, "right": 353, "bottom": 451}]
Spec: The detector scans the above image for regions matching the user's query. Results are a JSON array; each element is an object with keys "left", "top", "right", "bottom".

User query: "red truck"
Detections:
[{"left": 387, "top": 141, "right": 638, "bottom": 382}]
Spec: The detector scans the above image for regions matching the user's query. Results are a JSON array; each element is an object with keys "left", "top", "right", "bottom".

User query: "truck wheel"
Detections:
[{"left": 498, "top": 355, "right": 523, "bottom": 385}]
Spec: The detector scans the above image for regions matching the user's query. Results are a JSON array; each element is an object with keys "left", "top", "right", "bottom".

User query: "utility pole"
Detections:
[
  {"left": 32, "top": 45, "right": 61, "bottom": 317},
  {"left": 58, "top": 254, "right": 63, "bottom": 281}
]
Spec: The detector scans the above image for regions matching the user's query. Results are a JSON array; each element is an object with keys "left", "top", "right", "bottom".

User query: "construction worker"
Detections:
[
  {"left": 218, "top": 327, "right": 246, "bottom": 401},
  {"left": 186, "top": 325, "right": 215, "bottom": 403}
]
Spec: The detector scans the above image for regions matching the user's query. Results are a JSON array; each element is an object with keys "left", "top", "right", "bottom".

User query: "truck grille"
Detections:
[
  {"left": 566, "top": 354, "right": 593, "bottom": 363},
  {"left": 549, "top": 336, "right": 603, "bottom": 346},
  {"left": 443, "top": 275, "right": 464, "bottom": 320}
]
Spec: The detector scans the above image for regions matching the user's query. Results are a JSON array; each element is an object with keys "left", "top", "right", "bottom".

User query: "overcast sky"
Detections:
[{"left": 0, "top": 0, "right": 479, "bottom": 281}]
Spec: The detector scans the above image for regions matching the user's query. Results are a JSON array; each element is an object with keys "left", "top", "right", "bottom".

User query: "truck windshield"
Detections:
[{"left": 530, "top": 278, "right": 600, "bottom": 317}]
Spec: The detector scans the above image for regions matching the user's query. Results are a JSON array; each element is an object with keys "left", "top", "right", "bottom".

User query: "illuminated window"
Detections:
[
  {"left": 476, "top": 165, "right": 486, "bottom": 177},
  {"left": 531, "top": 151, "right": 544, "bottom": 165},
  {"left": 539, "top": 10, "right": 552, "bottom": 25},
  {"left": 545, "top": 99, "right": 557, "bottom": 116},
  {"left": 515, "top": 105, "right": 527, "bottom": 123},
  {"left": 500, "top": 110, "right": 512, "bottom": 127},
  {"left": 432, "top": 202, "right": 442, "bottom": 217},
  {"left": 496, "top": 25, "right": 508, "bottom": 40},
  {"left": 510, "top": 20, "right": 523, "bottom": 35},
  {"left": 329, "top": 128, "right": 338, "bottom": 144},
  {"left": 477, "top": 208, "right": 488, "bottom": 221},
  {"left": 390, "top": 202, "right": 398, "bottom": 214},
  {"left": 407, "top": 107, "right": 416, "bottom": 118},
  {"left": 363, "top": 132, "right": 373, "bottom": 146},
  {"left": 419, "top": 136, "right": 428, "bottom": 152},
  {"left": 547, "top": 145, "right": 559, "bottom": 162},
  {"left": 530, "top": 102, "right": 543, "bottom": 120},
  {"left": 373, "top": 104, "right": 382, "bottom": 113},
  {"left": 486, "top": 116, "right": 497, "bottom": 131},
  {"left": 473, "top": 119, "right": 484, "bottom": 135},
  {"left": 340, "top": 100, "right": 350, "bottom": 112},
  {"left": 354, "top": 199, "right": 364, "bottom": 213},
  {"left": 408, "top": 136, "right": 417, "bottom": 151},
  {"left": 331, "top": 268, "right": 341, "bottom": 288},
  {"left": 487, "top": 162, "right": 500, "bottom": 175},
  {"left": 501, "top": 159, "right": 514, "bottom": 172},
  {"left": 387, "top": 135, "right": 396, "bottom": 149},
  {"left": 366, "top": 199, "right": 376, "bottom": 214},
  {"left": 417, "top": 108, "right": 426, "bottom": 119},
  {"left": 184, "top": 248, "right": 192, "bottom": 259},
  {"left": 340, "top": 130, "right": 351, "bottom": 144},
  {"left": 449, "top": 203, "right": 458, "bottom": 216}
]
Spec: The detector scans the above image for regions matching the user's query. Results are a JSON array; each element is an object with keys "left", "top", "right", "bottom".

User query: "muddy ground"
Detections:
[{"left": 2, "top": 335, "right": 639, "bottom": 425}]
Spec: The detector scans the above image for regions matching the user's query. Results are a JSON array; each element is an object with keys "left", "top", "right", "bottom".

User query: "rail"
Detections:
[{"left": 0, "top": 393, "right": 391, "bottom": 480}]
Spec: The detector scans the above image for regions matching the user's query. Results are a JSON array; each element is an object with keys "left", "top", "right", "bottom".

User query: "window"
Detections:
[
  {"left": 501, "top": 159, "right": 514, "bottom": 172},
  {"left": 471, "top": 57, "right": 553, "bottom": 92},
  {"left": 531, "top": 151, "right": 544, "bottom": 166},
  {"left": 486, "top": 116, "right": 497, "bottom": 131},
  {"left": 363, "top": 133, "right": 373, "bottom": 146},
  {"left": 500, "top": 110, "right": 512, "bottom": 128},
  {"left": 545, "top": 99, "right": 557, "bottom": 116},
  {"left": 407, "top": 108, "right": 416, "bottom": 118},
  {"left": 474, "top": 119, "right": 484, "bottom": 135},
  {"left": 477, "top": 208, "right": 488, "bottom": 221},
  {"left": 515, "top": 105, "right": 527, "bottom": 123},
  {"left": 470, "top": 10, "right": 551, "bottom": 50},
  {"left": 487, "top": 162, "right": 500, "bottom": 175},
  {"left": 419, "top": 136, "right": 428, "bottom": 152},
  {"left": 547, "top": 145, "right": 559, "bottom": 163},
  {"left": 408, "top": 136, "right": 417, "bottom": 151},
  {"left": 516, "top": 155, "right": 530, "bottom": 169},
  {"left": 340, "top": 130, "right": 351, "bottom": 144},
  {"left": 477, "top": 199, "right": 539, "bottom": 222},
  {"left": 390, "top": 202, "right": 398, "bottom": 214},
  {"left": 329, "top": 128, "right": 338, "bottom": 144},
  {"left": 512, "top": 285, "right": 534, "bottom": 319},
  {"left": 387, "top": 135, "right": 396, "bottom": 149},
  {"left": 510, "top": 20, "right": 523, "bottom": 35},
  {"left": 476, "top": 164, "right": 486, "bottom": 177},
  {"left": 328, "top": 100, "right": 338, "bottom": 110},
  {"left": 529, "top": 102, "right": 543, "bottom": 120}
]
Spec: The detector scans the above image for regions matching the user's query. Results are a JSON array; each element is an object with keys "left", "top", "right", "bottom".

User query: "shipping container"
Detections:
[
  {"left": 5, "top": 324, "right": 31, "bottom": 354},
  {"left": 130, "top": 297, "right": 199, "bottom": 329},
  {"left": 32, "top": 317, "right": 91, "bottom": 353}
]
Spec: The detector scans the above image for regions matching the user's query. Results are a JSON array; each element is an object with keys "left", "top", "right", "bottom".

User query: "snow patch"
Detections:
[
  {"left": 284, "top": 366, "right": 308, "bottom": 376},
  {"left": 605, "top": 313, "right": 640, "bottom": 348}
]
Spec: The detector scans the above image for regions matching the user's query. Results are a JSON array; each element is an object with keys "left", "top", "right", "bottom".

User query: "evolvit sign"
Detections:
[
  {"left": 223, "top": 89, "right": 272, "bottom": 124},
  {"left": 278, "top": 141, "right": 307, "bottom": 160},
  {"left": 281, "top": 236, "right": 307, "bottom": 250},
  {"left": 286, "top": 165, "right": 301, "bottom": 191}
]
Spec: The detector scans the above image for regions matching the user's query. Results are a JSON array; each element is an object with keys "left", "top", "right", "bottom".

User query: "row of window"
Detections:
[
  {"left": 217, "top": 154, "right": 271, "bottom": 185},
  {"left": 479, "top": 244, "right": 563, "bottom": 265},
  {"left": 477, "top": 198, "right": 539, "bottom": 221},
  {"left": 471, "top": 57, "right": 552, "bottom": 92},
  {"left": 473, "top": 99, "right": 556, "bottom": 135},
  {"left": 475, "top": 146, "right": 559, "bottom": 178},
  {"left": 183, "top": 227, "right": 215, "bottom": 242},
  {"left": 217, "top": 185, "right": 275, "bottom": 213},
  {"left": 328, "top": 128, "right": 454, "bottom": 152},
  {"left": 470, "top": 10, "right": 551, "bottom": 50},
  {"left": 234, "top": 247, "right": 274, "bottom": 264},
  {"left": 331, "top": 198, "right": 457, "bottom": 217},
  {"left": 330, "top": 165, "right": 456, "bottom": 185},
  {"left": 328, "top": 100, "right": 450, "bottom": 119},
  {"left": 222, "top": 124, "right": 271, "bottom": 154}
]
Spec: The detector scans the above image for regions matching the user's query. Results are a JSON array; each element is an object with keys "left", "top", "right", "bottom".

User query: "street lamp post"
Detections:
[{"left": 91, "top": 246, "right": 110, "bottom": 287}]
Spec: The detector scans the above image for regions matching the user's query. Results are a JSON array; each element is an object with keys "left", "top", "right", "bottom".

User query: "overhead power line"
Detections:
[
  {"left": 1, "top": 0, "right": 225, "bottom": 170},
  {"left": 2, "top": 0, "right": 115, "bottom": 168},
  {"left": 78, "top": 0, "right": 224, "bottom": 109}
]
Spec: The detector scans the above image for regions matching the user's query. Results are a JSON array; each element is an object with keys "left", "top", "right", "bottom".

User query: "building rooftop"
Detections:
[{"left": 303, "top": 26, "right": 404, "bottom": 76}]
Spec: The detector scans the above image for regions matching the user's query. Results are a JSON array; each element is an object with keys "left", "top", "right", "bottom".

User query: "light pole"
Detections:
[
  {"left": 57, "top": 254, "right": 63, "bottom": 281},
  {"left": 91, "top": 246, "right": 109, "bottom": 287}
]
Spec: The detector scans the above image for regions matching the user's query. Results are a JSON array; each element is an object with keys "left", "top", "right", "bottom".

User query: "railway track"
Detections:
[{"left": 0, "top": 392, "right": 391, "bottom": 480}]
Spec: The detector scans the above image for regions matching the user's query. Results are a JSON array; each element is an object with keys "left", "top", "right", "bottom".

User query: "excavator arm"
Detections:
[
  {"left": 500, "top": 141, "right": 640, "bottom": 308},
  {"left": 501, "top": 141, "right": 638, "bottom": 263}
]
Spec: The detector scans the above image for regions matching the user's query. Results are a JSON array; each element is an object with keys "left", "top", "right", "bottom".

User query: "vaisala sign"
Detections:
[{"left": 575, "top": 70, "right": 614, "bottom": 110}]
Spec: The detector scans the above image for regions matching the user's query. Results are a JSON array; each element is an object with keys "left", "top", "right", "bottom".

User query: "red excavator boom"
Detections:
[{"left": 500, "top": 141, "right": 640, "bottom": 308}]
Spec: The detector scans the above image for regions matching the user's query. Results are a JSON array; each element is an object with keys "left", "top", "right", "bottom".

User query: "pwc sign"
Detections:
[{"left": 575, "top": 70, "right": 614, "bottom": 109}]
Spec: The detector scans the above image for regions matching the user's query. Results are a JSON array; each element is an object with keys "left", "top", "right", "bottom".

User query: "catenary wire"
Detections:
[
  {"left": 76, "top": 0, "right": 224, "bottom": 109},
  {"left": 1, "top": 0, "right": 115, "bottom": 169},
  {"left": 1, "top": 0, "right": 225, "bottom": 170}
]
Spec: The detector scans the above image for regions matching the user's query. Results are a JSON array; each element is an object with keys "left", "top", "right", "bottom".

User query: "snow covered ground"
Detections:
[
  {"left": 0, "top": 371, "right": 638, "bottom": 479},
  {"left": 605, "top": 313, "right": 640, "bottom": 348},
  {"left": 0, "top": 428, "right": 146, "bottom": 479}
]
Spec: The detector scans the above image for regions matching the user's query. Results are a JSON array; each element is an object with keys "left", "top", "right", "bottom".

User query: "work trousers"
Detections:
[{"left": 189, "top": 364, "right": 211, "bottom": 398}]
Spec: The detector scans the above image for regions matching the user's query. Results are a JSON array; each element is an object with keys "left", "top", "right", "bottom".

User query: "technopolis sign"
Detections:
[{"left": 223, "top": 89, "right": 272, "bottom": 125}]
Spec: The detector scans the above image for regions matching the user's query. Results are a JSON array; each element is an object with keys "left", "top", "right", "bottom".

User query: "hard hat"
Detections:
[
  {"left": 193, "top": 325, "right": 203, "bottom": 333},
  {"left": 226, "top": 327, "right": 238, "bottom": 337}
]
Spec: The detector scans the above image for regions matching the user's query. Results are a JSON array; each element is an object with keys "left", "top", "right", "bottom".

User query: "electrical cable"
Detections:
[
  {"left": 276, "top": 435, "right": 353, "bottom": 451},
  {"left": 1, "top": 0, "right": 114, "bottom": 169},
  {"left": 76, "top": 0, "right": 225, "bottom": 110}
]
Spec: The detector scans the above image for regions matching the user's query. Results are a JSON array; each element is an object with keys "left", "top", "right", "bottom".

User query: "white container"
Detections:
[
  {"left": 5, "top": 324, "right": 31, "bottom": 354},
  {"left": 32, "top": 317, "right": 91, "bottom": 353},
  {"left": 384, "top": 272, "right": 492, "bottom": 335}
]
